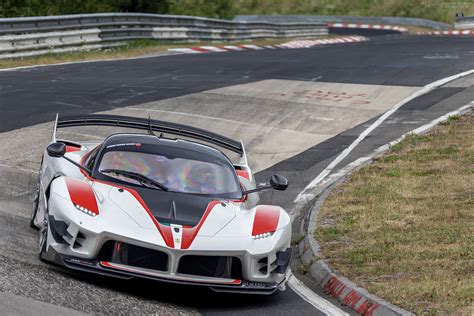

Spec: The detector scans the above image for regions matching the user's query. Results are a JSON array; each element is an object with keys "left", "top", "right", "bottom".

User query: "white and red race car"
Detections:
[{"left": 31, "top": 114, "right": 292, "bottom": 294}]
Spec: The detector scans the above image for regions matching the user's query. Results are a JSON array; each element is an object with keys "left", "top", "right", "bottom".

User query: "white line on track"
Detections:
[
  {"left": 221, "top": 45, "right": 245, "bottom": 51},
  {"left": 198, "top": 46, "right": 227, "bottom": 52},
  {"left": 54, "top": 101, "right": 83, "bottom": 108},
  {"left": 0, "top": 163, "right": 38, "bottom": 174},
  {"left": 0, "top": 52, "right": 181, "bottom": 72},
  {"left": 287, "top": 272, "right": 349, "bottom": 316},
  {"left": 294, "top": 68, "right": 474, "bottom": 203}
]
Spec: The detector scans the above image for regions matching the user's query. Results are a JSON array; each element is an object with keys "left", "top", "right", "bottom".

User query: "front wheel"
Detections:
[
  {"left": 29, "top": 181, "right": 40, "bottom": 229},
  {"left": 38, "top": 216, "right": 49, "bottom": 262},
  {"left": 30, "top": 161, "right": 42, "bottom": 229}
]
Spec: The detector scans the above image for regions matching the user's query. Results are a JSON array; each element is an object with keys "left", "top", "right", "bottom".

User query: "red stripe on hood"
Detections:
[
  {"left": 252, "top": 206, "right": 280, "bottom": 236},
  {"left": 65, "top": 178, "right": 99, "bottom": 215},
  {"left": 181, "top": 200, "right": 221, "bottom": 250},
  {"left": 124, "top": 188, "right": 175, "bottom": 248}
]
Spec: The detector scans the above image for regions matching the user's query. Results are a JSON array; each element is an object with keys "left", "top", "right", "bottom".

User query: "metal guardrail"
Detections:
[
  {"left": 455, "top": 16, "right": 474, "bottom": 29},
  {"left": 234, "top": 15, "right": 452, "bottom": 30},
  {"left": 0, "top": 13, "right": 328, "bottom": 59}
]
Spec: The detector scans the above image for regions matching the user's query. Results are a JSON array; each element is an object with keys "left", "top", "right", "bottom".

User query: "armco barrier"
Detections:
[
  {"left": 0, "top": 13, "right": 327, "bottom": 59},
  {"left": 455, "top": 16, "right": 474, "bottom": 29}
]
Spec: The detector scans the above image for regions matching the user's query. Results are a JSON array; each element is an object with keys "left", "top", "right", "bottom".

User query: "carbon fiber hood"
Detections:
[{"left": 107, "top": 185, "right": 235, "bottom": 229}]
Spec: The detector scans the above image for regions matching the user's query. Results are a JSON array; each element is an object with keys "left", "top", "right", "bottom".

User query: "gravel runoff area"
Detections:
[{"left": 315, "top": 111, "right": 473, "bottom": 315}]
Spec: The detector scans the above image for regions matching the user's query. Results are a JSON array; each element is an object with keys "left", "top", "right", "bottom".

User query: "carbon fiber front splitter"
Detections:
[{"left": 60, "top": 256, "right": 282, "bottom": 295}]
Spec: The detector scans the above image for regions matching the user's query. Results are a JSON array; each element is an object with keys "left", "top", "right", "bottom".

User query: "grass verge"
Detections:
[
  {"left": 316, "top": 112, "right": 473, "bottom": 315},
  {"left": 0, "top": 37, "right": 304, "bottom": 69}
]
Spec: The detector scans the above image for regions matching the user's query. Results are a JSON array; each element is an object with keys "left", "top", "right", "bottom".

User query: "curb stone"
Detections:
[
  {"left": 295, "top": 104, "right": 473, "bottom": 315},
  {"left": 299, "top": 177, "right": 413, "bottom": 316}
]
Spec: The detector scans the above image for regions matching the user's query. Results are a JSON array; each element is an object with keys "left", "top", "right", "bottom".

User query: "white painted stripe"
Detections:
[
  {"left": 222, "top": 45, "right": 244, "bottom": 51},
  {"left": 410, "top": 103, "right": 472, "bottom": 135},
  {"left": 199, "top": 46, "right": 227, "bottom": 52},
  {"left": 347, "top": 23, "right": 357, "bottom": 28},
  {"left": 294, "top": 68, "right": 474, "bottom": 203},
  {"left": 264, "top": 45, "right": 276, "bottom": 49},
  {"left": 332, "top": 23, "right": 344, "bottom": 27},
  {"left": 0, "top": 163, "right": 38, "bottom": 174},
  {"left": 373, "top": 25, "right": 382, "bottom": 29},
  {"left": 342, "top": 102, "right": 473, "bottom": 178},
  {"left": 288, "top": 273, "right": 349, "bottom": 316},
  {"left": 0, "top": 50, "right": 182, "bottom": 72},
  {"left": 168, "top": 48, "right": 202, "bottom": 54},
  {"left": 241, "top": 44, "right": 264, "bottom": 50}
]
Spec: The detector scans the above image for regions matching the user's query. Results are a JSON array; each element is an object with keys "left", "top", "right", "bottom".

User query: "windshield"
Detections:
[{"left": 98, "top": 150, "right": 240, "bottom": 196}]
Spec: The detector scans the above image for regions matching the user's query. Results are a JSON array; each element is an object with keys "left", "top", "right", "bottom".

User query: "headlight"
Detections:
[
  {"left": 73, "top": 203, "right": 98, "bottom": 217},
  {"left": 252, "top": 232, "right": 274, "bottom": 240}
]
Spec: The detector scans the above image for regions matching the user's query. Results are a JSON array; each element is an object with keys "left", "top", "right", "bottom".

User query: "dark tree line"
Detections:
[
  {"left": 0, "top": 0, "right": 234, "bottom": 19},
  {"left": 1, "top": 0, "right": 468, "bottom": 22}
]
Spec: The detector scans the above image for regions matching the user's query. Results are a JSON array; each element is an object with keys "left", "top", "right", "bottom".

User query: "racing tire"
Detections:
[
  {"left": 38, "top": 216, "right": 49, "bottom": 262},
  {"left": 29, "top": 181, "right": 40, "bottom": 229},
  {"left": 30, "top": 161, "right": 42, "bottom": 229}
]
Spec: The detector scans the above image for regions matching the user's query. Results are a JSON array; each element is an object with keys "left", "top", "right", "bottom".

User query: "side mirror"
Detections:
[
  {"left": 242, "top": 174, "right": 289, "bottom": 195},
  {"left": 46, "top": 142, "right": 91, "bottom": 175},
  {"left": 47, "top": 142, "right": 66, "bottom": 158},
  {"left": 270, "top": 174, "right": 289, "bottom": 191}
]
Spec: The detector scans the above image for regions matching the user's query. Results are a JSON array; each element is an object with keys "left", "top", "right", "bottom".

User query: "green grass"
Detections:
[{"left": 315, "top": 112, "right": 474, "bottom": 315}]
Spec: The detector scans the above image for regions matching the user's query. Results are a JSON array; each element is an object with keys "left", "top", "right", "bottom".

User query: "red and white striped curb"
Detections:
[
  {"left": 168, "top": 44, "right": 275, "bottom": 54},
  {"left": 417, "top": 30, "right": 473, "bottom": 35},
  {"left": 168, "top": 36, "right": 369, "bottom": 54},
  {"left": 280, "top": 35, "right": 368, "bottom": 48},
  {"left": 328, "top": 22, "right": 407, "bottom": 32}
]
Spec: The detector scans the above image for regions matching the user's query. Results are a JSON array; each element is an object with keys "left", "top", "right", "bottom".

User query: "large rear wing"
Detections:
[{"left": 52, "top": 114, "right": 244, "bottom": 156}]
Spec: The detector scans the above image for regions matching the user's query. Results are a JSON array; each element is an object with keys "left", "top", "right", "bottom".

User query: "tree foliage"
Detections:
[{"left": 1, "top": 0, "right": 473, "bottom": 23}]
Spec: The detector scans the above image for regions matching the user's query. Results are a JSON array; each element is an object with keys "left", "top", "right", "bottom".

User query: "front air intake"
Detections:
[
  {"left": 97, "top": 240, "right": 168, "bottom": 272},
  {"left": 177, "top": 255, "right": 242, "bottom": 279}
]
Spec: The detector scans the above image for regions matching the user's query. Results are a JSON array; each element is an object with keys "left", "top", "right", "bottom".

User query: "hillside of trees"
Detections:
[{"left": 1, "top": 0, "right": 472, "bottom": 23}]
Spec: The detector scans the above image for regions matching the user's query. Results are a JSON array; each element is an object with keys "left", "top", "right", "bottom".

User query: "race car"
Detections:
[{"left": 30, "top": 114, "right": 292, "bottom": 294}]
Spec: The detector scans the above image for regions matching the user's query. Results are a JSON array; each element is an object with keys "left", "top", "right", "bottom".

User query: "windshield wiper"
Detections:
[{"left": 100, "top": 169, "right": 169, "bottom": 191}]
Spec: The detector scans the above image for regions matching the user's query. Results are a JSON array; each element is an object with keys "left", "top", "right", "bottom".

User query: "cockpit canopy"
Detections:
[{"left": 91, "top": 134, "right": 242, "bottom": 199}]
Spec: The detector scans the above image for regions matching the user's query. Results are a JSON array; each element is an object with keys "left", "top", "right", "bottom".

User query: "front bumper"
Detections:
[
  {"left": 59, "top": 255, "right": 286, "bottom": 295},
  {"left": 46, "top": 195, "right": 293, "bottom": 294}
]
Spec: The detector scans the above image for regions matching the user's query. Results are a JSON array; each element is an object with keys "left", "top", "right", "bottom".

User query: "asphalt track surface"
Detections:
[{"left": 0, "top": 34, "right": 473, "bottom": 315}]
